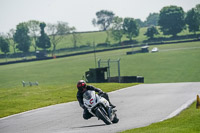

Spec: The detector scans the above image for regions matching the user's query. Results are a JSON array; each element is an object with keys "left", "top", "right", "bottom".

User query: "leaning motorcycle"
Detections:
[{"left": 83, "top": 90, "right": 119, "bottom": 125}]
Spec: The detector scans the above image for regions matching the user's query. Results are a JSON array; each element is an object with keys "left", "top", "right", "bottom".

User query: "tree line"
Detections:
[
  {"left": 93, "top": 4, "right": 200, "bottom": 43},
  {"left": 0, "top": 4, "right": 200, "bottom": 56},
  {"left": 0, "top": 21, "right": 74, "bottom": 56}
]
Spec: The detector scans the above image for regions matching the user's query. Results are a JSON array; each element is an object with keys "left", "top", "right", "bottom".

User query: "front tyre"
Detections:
[
  {"left": 95, "top": 108, "right": 112, "bottom": 125},
  {"left": 112, "top": 114, "right": 119, "bottom": 123}
]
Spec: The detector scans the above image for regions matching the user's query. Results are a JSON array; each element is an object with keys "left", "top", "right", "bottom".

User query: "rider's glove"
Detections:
[{"left": 98, "top": 91, "right": 104, "bottom": 95}]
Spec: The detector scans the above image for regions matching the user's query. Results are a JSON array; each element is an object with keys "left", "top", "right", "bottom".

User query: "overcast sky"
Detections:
[{"left": 0, "top": 0, "right": 199, "bottom": 33}]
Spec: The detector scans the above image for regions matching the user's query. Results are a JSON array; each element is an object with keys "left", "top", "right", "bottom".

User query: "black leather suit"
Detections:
[{"left": 76, "top": 85, "right": 111, "bottom": 119}]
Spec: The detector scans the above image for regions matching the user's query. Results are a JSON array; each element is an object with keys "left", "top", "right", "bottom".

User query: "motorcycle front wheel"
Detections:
[
  {"left": 112, "top": 114, "right": 119, "bottom": 123},
  {"left": 95, "top": 108, "right": 112, "bottom": 125}
]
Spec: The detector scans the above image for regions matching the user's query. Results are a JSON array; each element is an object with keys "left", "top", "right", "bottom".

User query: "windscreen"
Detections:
[{"left": 83, "top": 91, "right": 92, "bottom": 100}]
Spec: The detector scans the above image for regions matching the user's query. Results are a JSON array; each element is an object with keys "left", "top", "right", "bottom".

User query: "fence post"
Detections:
[
  {"left": 197, "top": 95, "right": 200, "bottom": 109},
  {"left": 98, "top": 59, "right": 101, "bottom": 68},
  {"left": 107, "top": 59, "right": 110, "bottom": 78}
]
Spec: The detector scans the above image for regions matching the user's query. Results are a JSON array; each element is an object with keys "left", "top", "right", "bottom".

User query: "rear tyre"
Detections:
[{"left": 95, "top": 108, "right": 112, "bottom": 125}]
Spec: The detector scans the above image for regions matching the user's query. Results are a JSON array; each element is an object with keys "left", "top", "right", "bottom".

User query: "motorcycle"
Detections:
[{"left": 83, "top": 90, "right": 119, "bottom": 125}]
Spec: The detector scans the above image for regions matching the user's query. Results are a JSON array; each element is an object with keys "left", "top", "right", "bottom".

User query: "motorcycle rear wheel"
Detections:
[{"left": 95, "top": 108, "right": 112, "bottom": 125}]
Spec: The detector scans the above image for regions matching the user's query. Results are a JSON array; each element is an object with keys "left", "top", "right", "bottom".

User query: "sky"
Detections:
[{"left": 0, "top": 0, "right": 199, "bottom": 34}]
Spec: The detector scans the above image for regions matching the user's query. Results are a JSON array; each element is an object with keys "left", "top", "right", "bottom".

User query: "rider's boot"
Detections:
[
  {"left": 109, "top": 102, "right": 116, "bottom": 108},
  {"left": 101, "top": 92, "right": 116, "bottom": 108}
]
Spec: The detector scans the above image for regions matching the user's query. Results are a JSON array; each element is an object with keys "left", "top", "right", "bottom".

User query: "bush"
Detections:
[{"left": 96, "top": 43, "right": 110, "bottom": 47}]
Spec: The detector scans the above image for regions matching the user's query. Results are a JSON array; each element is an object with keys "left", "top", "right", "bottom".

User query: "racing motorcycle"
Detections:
[{"left": 83, "top": 90, "right": 119, "bottom": 125}]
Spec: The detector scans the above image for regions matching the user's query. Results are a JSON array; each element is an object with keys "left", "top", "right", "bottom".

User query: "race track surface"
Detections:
[{"left": 0, "top": 82, "right": 200, "bottom": 133}]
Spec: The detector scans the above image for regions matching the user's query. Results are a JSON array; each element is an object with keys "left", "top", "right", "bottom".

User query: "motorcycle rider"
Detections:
[{"left": 76, "top": 80, "right": 116, "bottom": 120}]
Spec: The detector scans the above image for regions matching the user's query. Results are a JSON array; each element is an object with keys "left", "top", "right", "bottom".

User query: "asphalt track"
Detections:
[{"left": 0, "top": 82, "right": 200, "bottom": 133}]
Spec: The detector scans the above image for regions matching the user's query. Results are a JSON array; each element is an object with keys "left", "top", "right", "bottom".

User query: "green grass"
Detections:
[
  {"left": 0, "top": 41, "right": 200, "bottom": 118},
  {"left": 0, "top": 83, "right": 137, "bottom": 118},
  {"left": 1, "top": 41, "right": 200, "bottom": 88},
  {"left": 123, "top": 46, "right": 200, "bottom": 83},
  {"left": 121, "top": 102, "right": 200, "bottom": 133}
]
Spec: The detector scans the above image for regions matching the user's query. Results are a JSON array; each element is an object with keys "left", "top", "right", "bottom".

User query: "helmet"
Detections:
[{"left": 77, "top": 80, "right": 86, "bottom": 91}]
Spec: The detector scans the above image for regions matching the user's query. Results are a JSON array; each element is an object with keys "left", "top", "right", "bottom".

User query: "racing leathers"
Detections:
[{"left": 76, "top": 85, "right": 115, "bottom": 119}]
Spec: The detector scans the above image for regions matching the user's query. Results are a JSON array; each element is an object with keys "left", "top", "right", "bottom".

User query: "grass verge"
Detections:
[
  {"left": 0, "top": 83, "right": 138, "bottom": 118},
  {"left": 121, "top": 101, "right": 200, "bottom": 133}
]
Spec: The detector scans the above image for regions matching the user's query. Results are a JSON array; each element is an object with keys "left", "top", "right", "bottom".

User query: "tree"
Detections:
[
  {"left": 158, "top": 6, "right": 185, "bottom": 37},
  {"left": 123, "top": 17, "right": 139, "bottom": 41},
  {"left": 135, "top": 19, "right": 145, "bottom": 27},
  {"left": 144, "top": 13, "right": 159, "bottom": 27},
  {"left": 196, "top": 4, "right": 200, "bottom": 16},
  {"left": 194, "top": 4, "right": 200, "bottom": 30},
  {"left": 36, "top": 22, "right": 51, "bottom": 50},
  {"left": 185, "top": 8, "right": 200, "bottom": 34},
  {"left": 111, "top": 16, "right": 124, "bottom": 44},
  {"left": 7, "top": 29, "right": 16, "bottom": 54},
  {"left": 144, "top": 26, "right": 159, "bottom": 39},
  {"left": 27, "top": 20, "right": 40, "bottom": 52},
  {"left": 196, "top": 4, "right": 200, "bottom": 30},
  {"left": 70, "top": 27, "right": 81, "bottom": 48},
  {"left": 0, "top": 36, "right": 10, "bottom": 55},
  {"left": 14, "top": 22, "right": 31, "bottom": 53},
  {"left": 92, "top": 10, "right": 115, "bottom": 31},
  {"left": 57, "top": 21, "right": 71, "bottom": 35},
  {"left": 46, "top": 21, "right": 71, "bottom": 54}
]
